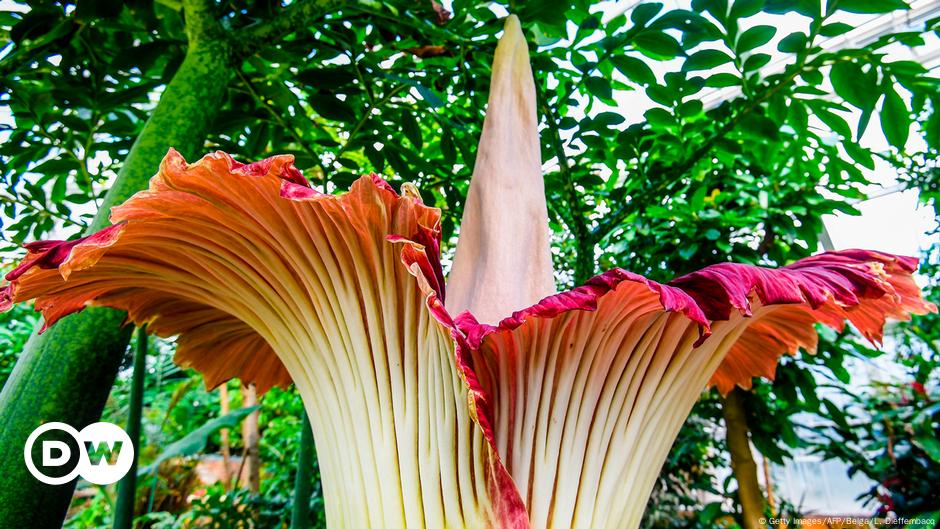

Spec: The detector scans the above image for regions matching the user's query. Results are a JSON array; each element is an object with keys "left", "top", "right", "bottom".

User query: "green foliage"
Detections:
[
  {"left": 139, "top": 405, "right": 260, "bottom": 476},
  {"left": 815, "top": 376, "right": 940, "bottom": 516},
  {"left": 177, "top": 484, "right": 288, "bottom": 529},
  {"left": 0, "top": 0, "right": 177, "bottom": 249},
  {"left": 1, "top": 0, "right": 939, "bottom": 526},
  {"left": 0, "top": 301, "right": 35, "bottom": 387}
]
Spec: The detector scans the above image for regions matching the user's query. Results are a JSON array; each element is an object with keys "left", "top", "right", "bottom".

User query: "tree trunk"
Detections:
[
  {"left": 290, "top": 412, "right": 316, "bottom": 529},
  {"left": 723, "top": 388, "right": 767, "bottom": 529},
  {"left": 241, "top": 384, "right": 261, "bottom": 493},
  {"left": 220, "top": 383, "right": 232, "bottom": 489},
  {"left": 113, "top": 328, "right": 148, "bottom": 529},
  {"left": 0, "top": 34, "right": 234, "bottom": 528},
  {"left": 763, "top": 454, "right": 776, "bottom": 516}
]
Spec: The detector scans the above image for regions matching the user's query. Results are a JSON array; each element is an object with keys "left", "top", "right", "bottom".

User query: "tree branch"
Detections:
[
  {"left": 588, "top": 17, "right": 843, "bottom": 244},
  {"left": 0, "top": 194, "right": 82, "bottom": 227},
  {"left": 235, "top": 0, "right": 349, "bottom": 57},
  {"left": 181, "top": 0, "right": 224, "bottom": 43},
  {"left": 590, "top": 55, "right": 832, "bottom": 242},
  {"left": 541, "top": 94, "right": 595, "bottom": 284},
  {"left": 235, "top": 71, "right": 330, "bottom": 188}
]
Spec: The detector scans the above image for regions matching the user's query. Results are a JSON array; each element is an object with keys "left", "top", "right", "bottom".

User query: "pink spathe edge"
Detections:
[
  {"left": 2, "top": 151, "right": 935, "bottom": 527},
  {"left": 669, "top": 251, "right": 932, "bottom": 332}
]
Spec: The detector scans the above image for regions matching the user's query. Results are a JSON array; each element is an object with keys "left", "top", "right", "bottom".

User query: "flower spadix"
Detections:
[{"left": 2, "top": 14, "right": 934, "bottom": 529}]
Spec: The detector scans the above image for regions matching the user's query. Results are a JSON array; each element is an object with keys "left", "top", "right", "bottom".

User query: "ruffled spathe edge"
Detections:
[
  {"left": 2, "top": 150, "right": 935, "bottom": 526},
  {"left": 1, "top": 223, "right": 127, "bottom": 323},
  {"left": 452, "top": 269, "right": 712, "bottom": 350},
  {"left": 10, "top": 157, "right": 929, "bottom": 396},
  {"left": 669, "top": 251, "right": 935, "bottom": 393},
  {"left": 3, "top": 149, "right": 932, "bottom": 409},
  {"left": 394, "top": 236, "right": 530, "bottom": 527},
  {"left": 0, "top": 150, "right": 443, "bottom": 394}
]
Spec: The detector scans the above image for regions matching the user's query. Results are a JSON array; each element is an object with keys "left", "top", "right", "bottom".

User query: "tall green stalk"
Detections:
[
  {"left": 0, "top": 21, "right": 235, "bottom": 528},
  {"left": 290, "top": 412, "right": 316, "bottom": 529},
  {"left": 113, "top": 328, "right": 148, "bottom": 529}
]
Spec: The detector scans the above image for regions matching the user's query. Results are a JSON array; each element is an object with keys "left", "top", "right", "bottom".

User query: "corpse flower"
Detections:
[{"left": 1, "top": 15, "right": 934, "bottom": 529}]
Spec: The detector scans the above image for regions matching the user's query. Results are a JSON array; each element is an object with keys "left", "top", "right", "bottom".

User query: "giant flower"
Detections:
[{"left": 1, "top": 15, "right": 933, "bottom": 529}]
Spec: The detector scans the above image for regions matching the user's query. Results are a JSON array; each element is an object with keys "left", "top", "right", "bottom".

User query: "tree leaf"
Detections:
[
  {"left": 400, "top": 109, "right": 423, "bottom": 149},
  {"left": 630, "top": 3, "right": 664, "bottom": 26},
  {"left": 788, "top": 100, "right": 809, "bottom": 131},
  {"left": 880, "top": 83, "right": 911, "bottom": 150},
  {"left": 834, "top": 0, "right": 908, "bottom": 14},
  {"left": 678, "top": 100, "right": 704, "bottom": 118},
  {"left": 912, "top": 435, "right": 940, "bottom": 464},
  {"left": 740, "top": 113, "right": 779, "bottom": 140},
  {"left": 691, "top": 0, "right": 729, "bottom": 21},
  {"left": 296, "top": 68, "right": 356, "bottom": 89},
  {"left": 585, "top": 76, "right": 613, "bottom": 100},
  {"left": 810, "top": 102, "right": 852, "bottom": 138},
  {"left": 645, "top": 107, "right": 676, "bottom": 127},
  {"left": 138, "top": 406, "right": 260, "bottom": 476},
  {"left": 611, "top": 55, "right": 656, "bottom": 85},
  {"left": 705, "top": 72, "right": 741, "bottom": 87},
  {"left": 440, "top": 129, "right": 456, "bottom": 165},
  {"left": 764, "top": 0, "right": 820, "bottom": 18},
  {"left": 51, "top": 176, "right": 67, "bottom": 204},
  {"left": 730, "top": 0, "right": 764, "bottom": 18},
  {"left": 633, "top": 31, "right": 682, "bottom": 59},
  {"left": 843, "top": 141, "right": 875, "bottom": 169},
  {"left": 736, "top": 25, "right": 776, "bottom": 52},
  {"left": 75, "top": 0, "right": 124, "bottom": 19},
  {"left": 683, "top": 49, "right": 733, "bottom": 71},
  {"left": 742, "top": 52, "right": 771, "bottom": 71},
  {"left": 830, "top": 62, "right": 873, "bottom": 110},
  {"left": 531, "top": 22, "right": 562, "bottom": 46},
  {"left": 819, "top": 22, "right": 853, "bottom": 36},
  {"left": 777, "top": 31, "right": 807, "bottom": 53},
  {"left": 594, "top": 112, "right": 625, "bottom": 127},
  {"left": 378, "top": 73, "right": 444, "bottom": 108},
  {"left": 646, "top": 84, "right": 676, "bottom": 106},
  {"left": 365, "top": 144, "right": 385, "bottom": 171},
  {"left": 308, "top": 94, "right": 356, "bottom": 122}
]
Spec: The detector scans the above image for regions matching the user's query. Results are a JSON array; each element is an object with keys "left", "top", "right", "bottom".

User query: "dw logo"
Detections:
[{"left": 24, "top": 422, "right": 134, "bottom": 485}]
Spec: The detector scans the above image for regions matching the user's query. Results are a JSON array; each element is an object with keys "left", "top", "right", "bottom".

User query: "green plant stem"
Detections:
[
  {"left": 146, "top": 346, "right": 172, "bottom": 514},
  {"left": 113, "top": 327, "right": 148, "bottom": 529},
  {"left": 290, "top": 412, "right": 316, "bottom": 529}
]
